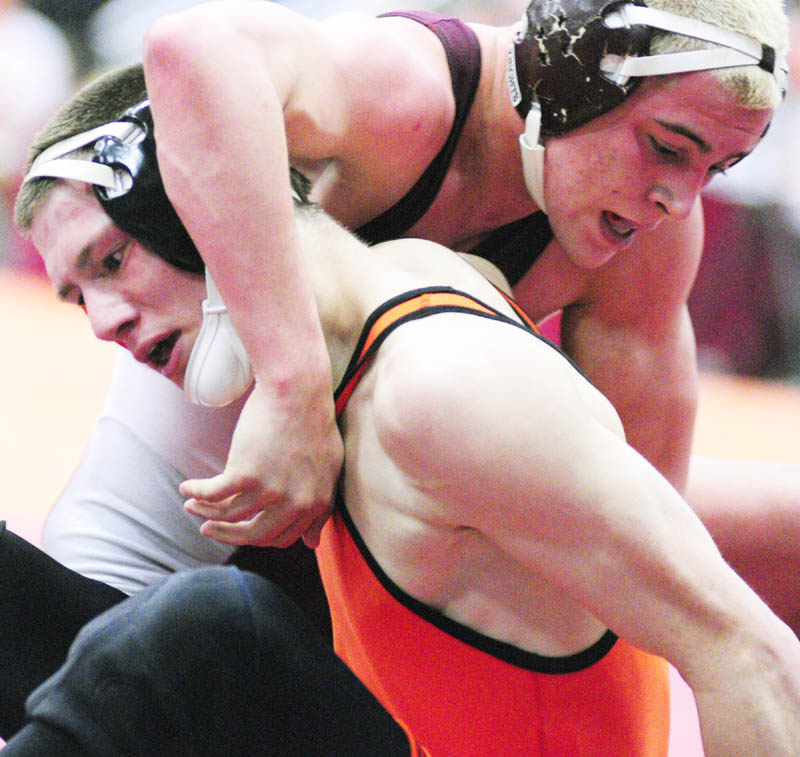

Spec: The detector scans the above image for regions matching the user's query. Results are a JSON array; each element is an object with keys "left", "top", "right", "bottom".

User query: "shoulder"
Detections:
[
  {"left": 143, "top": 5, "right": 447, "bottom": 95},
  {"left": 366, "top": 308, "right": 620, "bottom": 480}
]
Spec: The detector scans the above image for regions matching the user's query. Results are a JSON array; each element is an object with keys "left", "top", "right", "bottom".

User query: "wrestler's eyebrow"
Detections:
[
  {"left": 655, "top": 120, "right": 711, "bottom": 153},
  {"left": 56, "top": 245, "right": 92, "bottom": 301}
]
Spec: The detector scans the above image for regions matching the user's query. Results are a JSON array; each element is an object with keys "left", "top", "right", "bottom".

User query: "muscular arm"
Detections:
[
  {"left": 560, "top": 204, "right": 704, "bottom": 493},
  {"left": 141, "top": 2, "right": 452, "bottom": 546},
  {"left": 556, "top": 204, "right": 800, "bottom": 641},
  {"left": 142, "top": 2, "right": 338, "bottom": 546},
  {"left": 375, "top": 313, "right": 800, "bottom": 756}
]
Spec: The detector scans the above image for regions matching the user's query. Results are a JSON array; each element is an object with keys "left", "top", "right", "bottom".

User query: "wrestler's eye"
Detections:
[
  {"left": 102, "top": 244, "right": 126, "bottom": 273},
  {"left": 648, "top": 136, "right": 680, "bottom": 161},
  {"left": 708, "top": 154, "right": 744, "bottom": 177}
]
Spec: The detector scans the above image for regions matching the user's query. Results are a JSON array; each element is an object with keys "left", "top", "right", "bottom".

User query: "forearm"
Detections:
[
  {"left": 541, "top": 436, "right": 800, "bottom": 757},
  {"left": 143, "top": 5, "right": 330, "bottom": 391},
  {"left": 562, "top": 304, "right": 698, "bottom": 493},
  {"left": 522, "top": 435, "right": 800, "bottom": 754},
  {"left": 145, "top": 6, "right": 344, "bottom": 543},
  {"left": 526, "top": 431, "right": 780, "bottom": 668}
]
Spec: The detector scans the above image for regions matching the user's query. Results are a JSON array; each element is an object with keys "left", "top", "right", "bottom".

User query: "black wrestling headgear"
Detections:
[
  {"left": 511, "top": 0, "right": 651, "bottom": 137},
  {"left": 509, "top": 0, "right": 789, "bottom": 212},
  {"left": 23, "top": 102, "right": 255, "bottom": 407},
  {"left": 24, "top": 100, "right": 204, "bottom": 273},
  {"left": 509, "top": 0, "right": 788, "bottom": 137},
  {"left": 92, "top": 101, "right": 204, "bottom": 273},
  {"left": 22, "top": 101, "right": 311, "bottom": 408}
]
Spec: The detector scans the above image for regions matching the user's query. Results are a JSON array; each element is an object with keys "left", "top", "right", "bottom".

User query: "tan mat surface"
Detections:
[{"left": 1, "top": 270, "right": 115, "bottom": 545}]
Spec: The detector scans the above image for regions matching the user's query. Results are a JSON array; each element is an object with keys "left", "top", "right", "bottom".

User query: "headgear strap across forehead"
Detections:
[
  {"left": 509, "top": 0, "right": 788, "bottom": 137},
  {"left": 509, "top": 0, "right": 789, "bottom": 213},
  {"left": 26, "top": 100, "right": 204, "bottom": 273}
]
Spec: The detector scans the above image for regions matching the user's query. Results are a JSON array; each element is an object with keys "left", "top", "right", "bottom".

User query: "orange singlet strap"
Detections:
[
  {"left": 495, "top": 286, "right": 539, "bottom": 332},
  {"left": 334, "top": 287, "right": 538, "bottom": 418}
]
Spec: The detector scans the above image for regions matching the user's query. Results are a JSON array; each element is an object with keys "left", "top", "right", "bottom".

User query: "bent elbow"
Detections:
[{"left": 143, "top": 5, "right": 235, "bottom": 74}]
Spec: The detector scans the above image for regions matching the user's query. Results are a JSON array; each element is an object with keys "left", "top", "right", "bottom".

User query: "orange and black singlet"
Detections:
[{"left": 318, "top": 287, "right": 671, "bottom": 756}]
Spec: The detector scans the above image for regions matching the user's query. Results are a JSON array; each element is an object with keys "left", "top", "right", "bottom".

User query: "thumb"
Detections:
[{"left": 180, "top": 472, "right": 244, "bottom": 503}]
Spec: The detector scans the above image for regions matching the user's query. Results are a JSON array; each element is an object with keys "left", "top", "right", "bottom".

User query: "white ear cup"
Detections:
[{"left": 184, "top": 271, "right": 253, "bottom": 407}]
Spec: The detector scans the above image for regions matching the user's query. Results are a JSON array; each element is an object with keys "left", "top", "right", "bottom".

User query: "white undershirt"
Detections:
[{"left": 43, "top": 348, "right": 243, "bottom": 595}]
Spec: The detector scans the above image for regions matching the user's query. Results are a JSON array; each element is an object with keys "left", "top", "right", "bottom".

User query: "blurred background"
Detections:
[
  {"left": 1, "top": 2, "right": 799, "bottom": 754},
  {"left": 4, "top": 0, "right": 800, "bottom": 379}
]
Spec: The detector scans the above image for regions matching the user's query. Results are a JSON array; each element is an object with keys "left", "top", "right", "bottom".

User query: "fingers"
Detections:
[
  {"left": 182, "top": 378, "right": 343, "bottom": 547},
  {"left": 184, "top": 491, "right": 261, "bottom": 524},
  {"left": 184, "top": 478, "right": 335, "bottom": 548},
  {"left": 198, "top": 507, "right": 320, "bottom": 548},
  {"left": 182, "top": 472, "right": 276, "bottom": 524}
]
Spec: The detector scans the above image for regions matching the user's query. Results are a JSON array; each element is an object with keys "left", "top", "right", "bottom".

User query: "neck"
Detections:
[
  {"left": 294, "top": 208, "right": 370, "bottom": 388},
  {"left": 470, "top": 22, "right": 540, "bottom": 216}
]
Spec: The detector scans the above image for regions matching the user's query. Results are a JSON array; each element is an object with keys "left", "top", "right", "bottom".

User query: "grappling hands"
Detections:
[{"left": 181, "top": 378, "right": 343, "bottom": 549}]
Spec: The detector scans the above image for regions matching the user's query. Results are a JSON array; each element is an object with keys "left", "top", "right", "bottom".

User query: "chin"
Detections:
[{"left": 564, "top": 243, "right": 620, "bottom": 270}]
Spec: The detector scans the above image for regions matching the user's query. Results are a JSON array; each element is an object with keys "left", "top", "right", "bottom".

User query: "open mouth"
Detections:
[
  {"left": 602, "top": 211, "right": 637, "bottom": 240},
  {"left": 147, "top": 331, "right": 180, "bottom": 369}
]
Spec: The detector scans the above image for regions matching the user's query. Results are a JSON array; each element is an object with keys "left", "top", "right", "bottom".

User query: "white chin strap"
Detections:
[
  {"left": 184, "top": 269, "right": 253, "bottom": 407},
  {"left": 519, "top": 104, "right": 547, "bottom": 215},
  {"left": 516, "top": 4, "right": 789, "bottom": 217}
]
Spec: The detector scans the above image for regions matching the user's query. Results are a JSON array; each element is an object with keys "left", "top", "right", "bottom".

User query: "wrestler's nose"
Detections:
[
  {"left": 84, "top": 289, "right": 137, "bottom": 346},
  {"left": 647, "top": 173, "right": 704, "bottom": 220}
]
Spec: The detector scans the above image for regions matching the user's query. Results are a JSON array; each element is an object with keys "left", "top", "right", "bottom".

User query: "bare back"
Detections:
[{"left": 332, "top": 240, "right": 620, "bottom": 657}]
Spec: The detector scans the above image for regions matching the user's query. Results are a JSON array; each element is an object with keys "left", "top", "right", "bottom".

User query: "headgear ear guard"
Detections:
[
  {"left": 509, "top": 0, "right": 789, "bottom": 213},
  {"left": 92, "top": 101, "right": 204, "bottom": 274},
  {"left": 23, "top": 100, "right": 253, "bottom": 407}
]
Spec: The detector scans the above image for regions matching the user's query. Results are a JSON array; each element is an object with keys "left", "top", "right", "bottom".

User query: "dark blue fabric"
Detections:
[
  {"left": 0, "top": 522, "right": 125, "bottom": 739},
  {"left": 4, "top": 567, "right": 408, "bottom": 756}
]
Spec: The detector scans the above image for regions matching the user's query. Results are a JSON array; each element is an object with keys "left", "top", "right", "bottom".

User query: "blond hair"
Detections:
[{"left": 647, "top": 0, "right": 790, "bottom": 108}]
